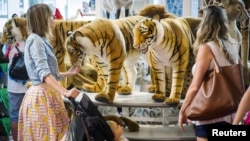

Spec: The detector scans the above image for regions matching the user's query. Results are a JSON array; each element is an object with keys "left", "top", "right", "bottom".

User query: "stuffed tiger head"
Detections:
[
  {"left": 1, "top": 17, "right": 27, "bottom": 44},
  {"left": 51, "top": 20, "right": 91, "bottom": 54},
  {"left": 133, "top": 18, "right": 160, "bottom": 54},
  {"left": 65, "top": 31, "right": 86, "bottom": 67},
  {"left": 1, "top": 18, "right": 14, "bottom": 44}
]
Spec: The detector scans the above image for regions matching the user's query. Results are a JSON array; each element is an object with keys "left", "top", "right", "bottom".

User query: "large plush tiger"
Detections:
[
  {"left": 1, "top": 16, "right": 138, "bottom": 93},
  {"left": 133, "top": 17, "right": 195, "bottom": 105},
  {"left": 65, "top": 5, "right": 183, "bottom": 104},
  {"left": 65, "top": 16, "right": 149, "bottom": 104},
  {"left": 70, "top": 4, "right": 176, "bottom": 96},
  {"left": 51, "top": 19, "right": 93, "bottom": 87}
]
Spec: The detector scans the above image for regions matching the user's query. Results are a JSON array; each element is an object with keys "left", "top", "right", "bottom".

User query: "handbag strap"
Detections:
[
  {"left": 14, "top": 44, "right": 21, "bottom": 53},
  {"left": 205, "top": 45, "right": 220, "bottom": 73}
]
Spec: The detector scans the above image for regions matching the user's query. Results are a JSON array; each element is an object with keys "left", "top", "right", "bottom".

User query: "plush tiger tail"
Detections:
[{"left": 66, "top": 19, "right": 127, "bottom": 103}]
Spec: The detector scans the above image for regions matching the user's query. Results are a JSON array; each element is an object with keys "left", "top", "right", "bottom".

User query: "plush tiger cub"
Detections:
[{"left": 133, "top": 17, "right": 195, "bottom": 105}]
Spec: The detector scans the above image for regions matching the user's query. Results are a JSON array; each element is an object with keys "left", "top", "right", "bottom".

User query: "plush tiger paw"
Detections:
[
  {"left": 117, "top": 85, "right": 132, "bottom": 95},
  {"left": 164, "top": 98, "right": 180, "bottom": 106},
  {"left": 120, "top": 117, "right": 140, "bottom": 132},
  {"left": 152, "top": 93, "right": 165, "bottom": 102},
  {"left": 82, "top": 83, "right": 102, "bottom": 93},
  {"left": 95, "top": 92, "right": 114, "bottom": 104},
  {"left": 148, "top": 85, "right": 155, "bottom": 93}
]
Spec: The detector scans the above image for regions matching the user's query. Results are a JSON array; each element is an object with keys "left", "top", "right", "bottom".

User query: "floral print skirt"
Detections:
[{"left": 18, "top": 84, "right": 69, "bottom": 141}]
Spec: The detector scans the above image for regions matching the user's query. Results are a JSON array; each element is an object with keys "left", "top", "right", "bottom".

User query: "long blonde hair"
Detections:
[{"left": 193, "top": 5, "right": 234, "bottom": 63}]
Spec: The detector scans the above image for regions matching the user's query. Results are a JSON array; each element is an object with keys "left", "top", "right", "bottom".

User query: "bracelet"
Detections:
[{"left": 61, "top": 90, "right": 68, "bottom": 96}]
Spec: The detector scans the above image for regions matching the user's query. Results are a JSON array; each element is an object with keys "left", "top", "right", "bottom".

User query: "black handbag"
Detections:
[
  {"left": 66, "top": 94, "right": 114, "bottom": 141},
  {"left": 9, "top": 45, "right": 29, "bottom": 80}
]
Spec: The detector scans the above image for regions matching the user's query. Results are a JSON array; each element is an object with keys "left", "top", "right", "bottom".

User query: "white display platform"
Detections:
[{"left": 76, "top": 91, "right": 182, "bottom": 107}]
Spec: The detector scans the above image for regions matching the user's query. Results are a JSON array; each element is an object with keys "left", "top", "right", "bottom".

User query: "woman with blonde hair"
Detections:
[
  {"left": 18, "top": 4, "right": 80, "bottom": 141},
  {"left": 178, "top": 5, "right": 240, "bottom": 141}
]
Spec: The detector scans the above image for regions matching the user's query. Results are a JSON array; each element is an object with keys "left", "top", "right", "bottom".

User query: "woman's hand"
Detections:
[
  {"left": 67, "top": 66, "right": 81, "bottom": 76},
  {"left": 178, "top": 110, "right": 188, "bottom": 132},
  {"left": 64, "top": 88, "right": 80, "bottom": 98}
]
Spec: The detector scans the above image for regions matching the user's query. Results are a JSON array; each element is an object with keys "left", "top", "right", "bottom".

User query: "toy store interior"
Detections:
[{"left": 0, "top": 0, "right": 250, "bottom": 141}]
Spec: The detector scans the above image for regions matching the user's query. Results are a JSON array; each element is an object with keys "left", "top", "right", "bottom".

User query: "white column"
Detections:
[
  {"left": 182, "top": 0, "right": 192, "bottom": 16},
  {"left": 182, "top": 0, "right": 199, "bottom": 17},
  {"left": 8, "top": 0, "right": 19, "bottom": 18},
  {"left": 95, "top": 0, "right": 102, "bottom": 18}
]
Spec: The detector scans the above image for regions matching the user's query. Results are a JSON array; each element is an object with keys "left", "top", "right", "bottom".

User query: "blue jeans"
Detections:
[
  {"left": 8, "top": 92, "right": 25, "bottom": 122},
  {"left": 195, "top": 121, "right": 231, "bottom": 138}
]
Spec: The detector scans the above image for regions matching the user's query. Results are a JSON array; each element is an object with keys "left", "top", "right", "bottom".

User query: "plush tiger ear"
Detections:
[
  {"left": 152, "top": 14, "right": 160, "bottom": 21},
  {"left": 13, "top": 17, "right": 28, "bottom": 40}
]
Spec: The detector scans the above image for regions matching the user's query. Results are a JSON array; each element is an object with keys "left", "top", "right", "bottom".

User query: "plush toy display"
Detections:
[
  {"left": 65, "top": 5, "right": 177, "bottom": 104},
  {"left": 3, "top": 2, "right": 248, "bottom": 106}
]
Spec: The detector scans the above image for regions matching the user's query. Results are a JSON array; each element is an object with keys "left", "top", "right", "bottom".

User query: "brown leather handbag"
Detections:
[{"left": 185, "top": 47, "right": 245, "bottom": 121}]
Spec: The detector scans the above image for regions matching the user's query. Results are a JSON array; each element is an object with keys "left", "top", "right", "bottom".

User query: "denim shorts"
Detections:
[
  {"left": 8, "top": 92, "right": 25, "bottom": 122},
  {"left": 195, "top": 121, "right": 231, "bottom": 138}
]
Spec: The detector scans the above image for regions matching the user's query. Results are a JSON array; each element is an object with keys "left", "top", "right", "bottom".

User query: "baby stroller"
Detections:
[{"left": 65, "top": 92, "right": 114, "bottom": 141}]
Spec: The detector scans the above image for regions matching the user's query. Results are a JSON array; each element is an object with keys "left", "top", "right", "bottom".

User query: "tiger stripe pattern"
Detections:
[
  {"left": 65, "top": 16, "right": 153, "bottom": 104},
  {"left": 1, "top": 17, "right": 92, "bottom": 87},
  {"left": 133, "top": 17, "right": 195, "bottom": 105}
]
